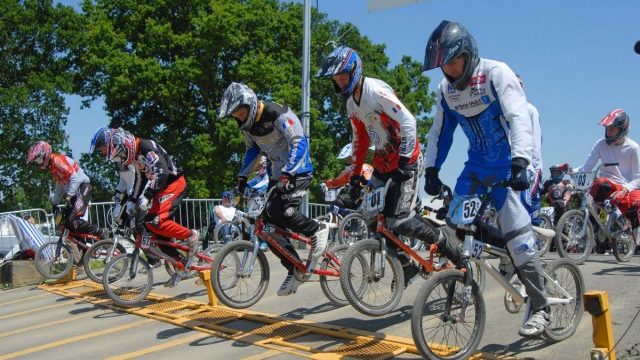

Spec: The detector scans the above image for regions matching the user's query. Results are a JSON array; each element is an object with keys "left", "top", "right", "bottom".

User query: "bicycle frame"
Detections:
[{"left": 131, "top": 232, "right": 213, "bottom": 275}]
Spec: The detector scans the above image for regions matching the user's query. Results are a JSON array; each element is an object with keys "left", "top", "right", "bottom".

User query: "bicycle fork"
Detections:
[
  {"left": 370, "top": 237, "right": 388, "bottom": 280},
  {"left": 237, "top": 239, "right": 261, "bottom": 277},
  {"left": 128, "top": 247, "right": 140, "bottom": 280}
]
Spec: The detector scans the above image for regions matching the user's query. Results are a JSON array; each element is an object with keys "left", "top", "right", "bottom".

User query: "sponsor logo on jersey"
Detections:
[
  {"left": 447, "top": 84, "right": 456, "bottom": 94},
  {"left": 145, "top": 151, "right": 159, "bottom": 165},
  {"left": 391, "top": 104, "right": 402, "bottom": 114},
  {"left": 469, "top": 74, "right": 486, "bottom": 86},
  {"left": 470, "top": 87, "right": 486, "bottom": 96},
  {"left": 367, "top": 128, "right": 380, "bottom": 145},
  {"left": 454, "top": 98, "right": 486, "bottom": 111}
]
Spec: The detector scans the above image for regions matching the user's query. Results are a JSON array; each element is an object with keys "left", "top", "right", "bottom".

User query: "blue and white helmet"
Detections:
[
  {"left": 90, "top": 126, "right": 113, "bottom": 159},
  {"left": 218, "top": 82, "right": 258, "bottom": 131},
  {"left": 316, "top": 45, "right": 363, "bottom": 99}
]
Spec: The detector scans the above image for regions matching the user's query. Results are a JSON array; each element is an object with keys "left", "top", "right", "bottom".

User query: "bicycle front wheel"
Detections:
[
  {"left": 534, "top": 213, "right": 554, "bottom": 256},
  {"left": 35, "top": 241, "right": 74, "bottom": 280},
  {"left": 543, "top": 258, "right": 584, "bottom": 342},
  {"left": 83, "top": 239, "right": 127, "bottom": 283},
  {"left": 339, "top": 238, "right": 404, "bottom": 317},
  {"left": 411, "top": 269, "right": 485, "bottom": 360},
  {"left": 337, "top": 213, "right": 370, "bottom": 244},
  {"left": 555, "top": 209, "right": 594, "bottom": 264},
  {"left": 211, "top": 240, "right": 269, "bottom": 308},
  {"left": 102, "top": 254, "right": 153, "bottom": 306},
  {"left": 320, "top": 243, "right": 367, "bottom": 306}
]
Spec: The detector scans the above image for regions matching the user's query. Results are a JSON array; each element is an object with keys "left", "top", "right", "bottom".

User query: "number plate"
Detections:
[
  {"left": 449, "top": 195, "right": 482, "bottom": 225},
  {"left": 247, "top": 196, "right": 266, "bottom": 217},
  {"left": 573, "top": 171, "right": 596, "bottom": 191},
  {"left": 471, "top": 239, "right": 484, "bottom": 259},
  {"left": 363, "top": 187, "right": 386, "bottom": 216},
  {"left": 141, "top": 233, "right": 151, "bottom": 248}
]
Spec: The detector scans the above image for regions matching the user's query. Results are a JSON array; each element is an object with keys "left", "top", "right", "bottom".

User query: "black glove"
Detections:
[
  {"left": 424, "top": 167, "right": 443, "bottom": 196},
  {"left": 510, "top": 157, "right": 530, "bottom": 191},
  {"left": 349, "top": 175, "right": 366, "bottom": 201},
  {"left": 391, "top": 157, "right": 416, "bottom": 182},
  {"left": 63, "top": 194, "right": 74, "bottom": 212},
  {"left": 237, "top": 176, "right": 248, "bottom": 194},
  {"left": 276, "top": 173, "right": 295, "bottom": 192}
]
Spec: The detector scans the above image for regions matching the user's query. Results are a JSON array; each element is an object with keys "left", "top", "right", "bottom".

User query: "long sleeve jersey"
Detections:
[
  {"left": 347, "top": 77, "right": 421, "bottom": 175},
  {"left": 238, "top": 101, "right": 313, "bottom": 180},
  {"left": 575, "top": 138, "right": 640, "bottom": 191},
  {"left": 529, "top": 103, "right": 543, "bottom": 172},
  {"left": 130, "top": 138, "right": 182, "bottom": 200},
  {"left": 48, "top": 154, "right": 89, "bottom": 204},
  {"left": 425, "top": 58, "right": 532, "bottom": 170}
]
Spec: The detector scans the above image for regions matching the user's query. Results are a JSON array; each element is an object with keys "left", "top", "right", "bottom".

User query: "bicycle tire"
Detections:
[
  {"left": 102, "top": 254, "right": 153, "bottom": 306},
  {"left": 542, "top": 258, "right": 585, "bottom": 342},
  {"left": 411, "top": 269, "right": 485, "bottom": 360},
  {"left": 534, "top": 213, "right": 554, "bottom": 256},
  {"left": 337, "top": 213, "right": 370, "bottom": 245},
  {"left": 83, "top": 239, "right": 127, "bottom": 283},
  {"left": 35, "top": 241, "right": 74, "bottom": 280},
  {"left": 612, "top": 231, "right": 636, "bottom": 263},
  {"left": 554, "top": 209, "right": 594, "bottom": 265},
  {"left": 319, "top": 243, "right": 367, "bottom": 306},
  {"left": 210, "top": 240, "right": 270, "bottom": 309},
  {"left": 213, "top": 221, "right": 242, "bottom": 245},
  {"left": 339, "top": 238, "right": 404, "bottom": 316}
]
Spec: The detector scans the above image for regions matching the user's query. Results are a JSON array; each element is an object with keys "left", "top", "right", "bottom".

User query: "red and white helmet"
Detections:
[
  {"left": 26, "top": 141, "right": 52, "bottom": 169},
  {"left": 108, "top": 130, "right": 137, "bottom": 164},
  {"left": 599, "top": 109, "right": 629, "bottom": 145}
]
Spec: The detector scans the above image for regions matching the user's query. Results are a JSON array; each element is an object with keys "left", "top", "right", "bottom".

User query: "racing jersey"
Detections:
[
  {"left": 130, "top": 138, "right": 182, "bottom": 200},
  {"left": 48, "top": 154, "right": 89, "bottom": 204},
  {"left": 542, "top": 180, "right": 572, "bottom": 206},
  {"left": 238, "top": 101, "right": 313, "bottom": 179},
  {"left": 529, "top": 103, "right": 543, "bottom": 172},
  {"left": 347, "top": 77, "right": 420, "bottom": 175},
  {"left": 425, "top": 58, "right": 532, "bottom": 170},
  {"left": 575, "top": 138, "right": 640, "bottom": 191},
  {"left": 326, "top": 163, "right": 373, "bottom": 188}
]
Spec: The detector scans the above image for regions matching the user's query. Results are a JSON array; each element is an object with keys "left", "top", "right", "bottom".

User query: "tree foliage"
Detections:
[
  {"left": 2, "top": 0, "right": 436, "bottom": 211},
  {"left": 0, "top": 0, "right": 81, "bottom": 211}
]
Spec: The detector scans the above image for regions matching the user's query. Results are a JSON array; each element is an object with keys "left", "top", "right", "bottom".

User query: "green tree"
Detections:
[
  {"left": 0, "top": 0, "right": 81, "bottom": 211},
  {"left": 72, "top": 0, "right": 436, "bottom": 201}
]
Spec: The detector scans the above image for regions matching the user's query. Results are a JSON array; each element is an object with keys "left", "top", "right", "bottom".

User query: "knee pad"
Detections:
[{"left": 506, "top": 232, "right": 536, "bottom": 267}]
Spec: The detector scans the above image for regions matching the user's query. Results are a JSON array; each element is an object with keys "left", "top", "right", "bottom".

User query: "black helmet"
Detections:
[
  {"left": 599, "top": 109, "right": 629, "bottom": 145},
  {"left": 218, "top": 82, "right": 258, "bottom": 131},
  {"left": 549, "top": 163, "right": 569, "bottom": 183},
  {"left": 423, "top": 20, "right": 479, "bottom": 91}
]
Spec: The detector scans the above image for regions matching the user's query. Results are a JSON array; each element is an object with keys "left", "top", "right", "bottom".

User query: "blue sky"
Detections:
[{"left": 62, "top": 0, "right": 640, "bottom": 186}]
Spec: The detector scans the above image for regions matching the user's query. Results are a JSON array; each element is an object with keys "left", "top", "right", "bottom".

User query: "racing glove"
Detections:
[
  {"left": 137, "top": 196, "right": 151, "bottom": 212},
  {"left": 276, "top": 173, "right": 295, "bottom": 193},
  {"left": 391, "top": 157, "right": 416, "bottom": 182},
  {"left": 349, "top": 175, "right": 366, "bottom": 201},
  {"left": 510, "top": 157, "right": 530, "bottom": 191},
  {"left": 237, "top": 176, "right": 248, "bottom": 194},
  {"left": 424, "top": 167, "right": 443, "bottom": 196}
]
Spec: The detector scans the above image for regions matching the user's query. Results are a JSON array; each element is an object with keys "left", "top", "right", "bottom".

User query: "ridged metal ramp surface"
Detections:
[{"left": 39, "top": 279, "right": 520, "bottom": 360}]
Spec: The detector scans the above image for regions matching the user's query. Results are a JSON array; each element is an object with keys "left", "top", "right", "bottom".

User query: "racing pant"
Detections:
[
  {"left": 368, "top": 156, "right": 453, "bottom": 267},
  {"left": 590, "top": 177, "right": 640, "bottom": 239},
  {"left": 65, "top": 182, "right": 105, "bottom": 263},
  {"left": 144, "top": 176, "right": 190, "bottom": 259},
  {"left": 520, "top": 169, "right": 543, "bottom": 226},
  {"left": 453, "top": 167, "right": 548, "bottom": 312},
  {"left": 264, "top": 174, "right": 318, "bottom": 274}
]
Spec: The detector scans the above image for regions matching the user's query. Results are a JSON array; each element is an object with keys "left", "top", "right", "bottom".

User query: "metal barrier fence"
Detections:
[
  {"left": 86, "top": 199, "right": 331, "bottom": 233},
  {"left": 0, "top": 208, "right": 54, "bottom": 258}
]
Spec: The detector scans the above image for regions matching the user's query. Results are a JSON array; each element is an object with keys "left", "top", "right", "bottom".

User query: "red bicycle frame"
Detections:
[
  {"left": 253, "top": 217, "right": 341, "bottom": 277},
  {"left": 133, "top": 232, "right": 213, "bottom": 272}
]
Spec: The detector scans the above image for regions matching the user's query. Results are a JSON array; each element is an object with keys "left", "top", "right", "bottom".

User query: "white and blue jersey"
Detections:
[
  {"left": 238, "top": 102, "right": 313, "bottom": 180},
  {"left": 425, "top": 58, "right": 533, "bottom": 211}
]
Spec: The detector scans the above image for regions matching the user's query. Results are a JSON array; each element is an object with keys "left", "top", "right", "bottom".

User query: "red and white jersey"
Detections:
[
  {"left": 347, "top": 77, "right": 420, "bottom": 175},
  {"left": 576, "top": 138, "right": 640, "bottom": 191},
  {"left": 47, "top": 154, "right": 89, "bottom": 203}
]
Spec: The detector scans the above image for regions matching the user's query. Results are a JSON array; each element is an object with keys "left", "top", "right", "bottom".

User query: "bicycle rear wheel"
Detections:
[
  {"left": 102, "top": 254, "right": 153, "bottom": 306},
  {"left": 411, "top": 269, "right": 485, "bottom": 360},
  {"left": 211, "top": 240, "right": 269, "bottom": 308},
  {"left": 555, "top": 209, "right": 594, "bottom": 264},
  {"left": 83, "top": 239, "right": 127, "bottom": 283},
  {"left": 339, "top": 238, "right": 404, "bottom": 316},
  {"left": 533, "top": 213, "right": 554, "bottom": 256},
  {"left": 35, "top": 241, "right": 73, "bottom": 280},
  {"left": 542, "top": 258, "right": 584, "bottom": 342},
  {"left": 612, "top": 231, "right": 636, "bottom": 263},
  {"left": 338, "top": 213, "right": 369, "bottom": 244}
]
